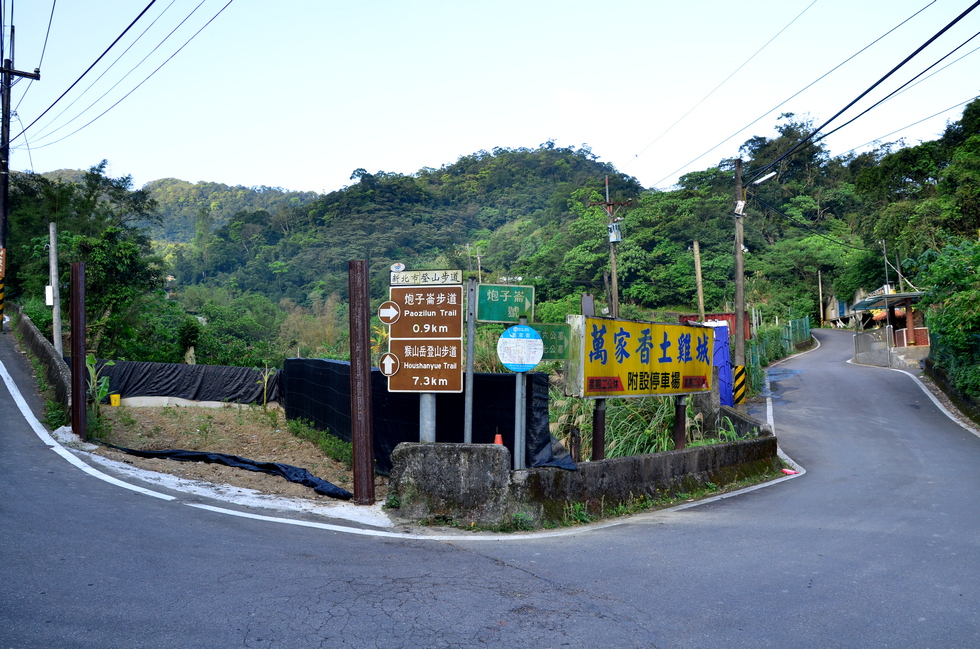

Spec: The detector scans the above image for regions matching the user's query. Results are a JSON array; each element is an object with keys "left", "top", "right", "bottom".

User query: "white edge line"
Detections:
[
  {"left": 891, "top": 367, "right": 980, "bottom": 438},
  {"left": 186, "top": 503, "right": 621, "bottom": 540},
  {"left": 0, "top": 355, "right": 616, "bottom": 539},
  {"left": 0, "top": 359, "right": 175, "bottom": 501},
  {"left": 844, "top": 355, "right": 980, "bottom": 438}
]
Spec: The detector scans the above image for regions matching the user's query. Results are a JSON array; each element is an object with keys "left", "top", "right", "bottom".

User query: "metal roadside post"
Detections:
[
  {"left": 464, "top": 277, "right": 476, "bottom": 444},
  {"left": 581, "top": 294, "right": 605, "bottom": 461},
  {"left": 70, "top": 263, "right": 86, "bottom": 442},
  {"left": 348, "top": 260, "right": 375, "bottom": 504},
  {"left": 673, "top": 395, "right": 687, "bottom": 450},
  {"left": 497, "top": 316, "right": 543, "bottom": 470}
]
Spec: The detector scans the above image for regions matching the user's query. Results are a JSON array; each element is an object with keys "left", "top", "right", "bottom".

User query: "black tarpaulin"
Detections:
[
  {"left": 91, "top": 359, "right": 280, "bottom": 404},
  {"left": 103, "top": 443, "right": 352, "bottom": 500},
  {"left": 280, "top": 358, "right": 575, "bottom": 474}
]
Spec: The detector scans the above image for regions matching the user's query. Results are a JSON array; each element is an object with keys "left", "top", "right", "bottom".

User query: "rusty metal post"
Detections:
[
  {"left": 582, "top": 293, "right": 605, "bottom": 461},
  {"left": 348, "top": 260, "right": 375, "bottom": 505},
  {"left": 904, "top": 297, "right": 916, "bottom": 346},
  {"left": 70, "top": 263, "right": 87, "bottom": 442},
  {"left": 592, "top": 399, "right": 606, "bottom": 461},
  {"left": 673, "top": 396, "right": 687, "bottom": 450}
]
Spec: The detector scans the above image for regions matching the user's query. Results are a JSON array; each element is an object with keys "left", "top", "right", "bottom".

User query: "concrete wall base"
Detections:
[
  {"left": 388, "top": 408, "right": 779, "bottom": 529},
  {"left": 853, "top": 344, "right": 930, "bottom": 369}
]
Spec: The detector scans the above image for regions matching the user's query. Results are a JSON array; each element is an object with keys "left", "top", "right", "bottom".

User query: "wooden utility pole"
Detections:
[
  {"left": 49, "top": 223, "right": 63, "bottom": 356},
  {"left": 693, "top": 240, "right": 705, "bottom": 321},
  {"left": 733, "top": 160, "right": 745, "bottom": 370},
  {"left": 589, "top": 177, "right": 630, "bottom": 318},
  {"left": 817, "top": 270, "right": 824, "bottom": 328},
  {"left": 0, "top": 37, "right": 41, "bottom": 332}
]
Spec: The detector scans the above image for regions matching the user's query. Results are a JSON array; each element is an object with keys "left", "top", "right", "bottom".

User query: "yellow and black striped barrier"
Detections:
[{"left": 733, "top": 365, "right": 746, "bottom": 404}]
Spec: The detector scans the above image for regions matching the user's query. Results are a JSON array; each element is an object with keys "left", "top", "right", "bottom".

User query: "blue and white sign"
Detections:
[{"left": 497, "top": 325, "right": 544, "bottom": 373}]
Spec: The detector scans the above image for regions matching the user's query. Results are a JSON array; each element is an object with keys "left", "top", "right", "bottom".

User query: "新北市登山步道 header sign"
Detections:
[
  {"left": 564, "top": 315, "right": 713, "bottom": 398},
  {"left": 390, "top": 269, "right": 463, "bottom": 286}
]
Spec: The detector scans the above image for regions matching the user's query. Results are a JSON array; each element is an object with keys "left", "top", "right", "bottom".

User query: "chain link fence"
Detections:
[{"left": 745, "top": 316, "right": 811, "bottom": 393}]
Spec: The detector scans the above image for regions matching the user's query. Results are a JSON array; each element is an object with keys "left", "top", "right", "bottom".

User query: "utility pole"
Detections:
[
  {"left": 817, "top": 269, "right": 824, "bottom": 328},
  {"left": 589, "top": 176, "right": 630, "bottom": 318},
  {"left": 0, "top": 33, "right": 41, "bottom": 332},
  {"left": 693, "top": 240, "right": 705, "bottom": 321},
  {"left": 733, "top": 159, "right": 745, "bottom": 370},
  {"left": 49, "top": 223, "right": 63, "bottom": 356}
]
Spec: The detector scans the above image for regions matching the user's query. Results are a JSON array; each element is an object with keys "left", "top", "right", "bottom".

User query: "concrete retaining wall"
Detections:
[
  {"left": 10, "top": 304, "right": 72, "bottom": 408},
  {"left": 853, "top": 345, "right": 930, "bottom": 369},
  {"left": 389, "top": 408, "right": 779, "bottom": 528}
]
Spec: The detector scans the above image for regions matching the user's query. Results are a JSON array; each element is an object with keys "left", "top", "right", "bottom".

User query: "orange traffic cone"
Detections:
[{"left": 494, "top": 434, "right": 503, "bottom": 445}]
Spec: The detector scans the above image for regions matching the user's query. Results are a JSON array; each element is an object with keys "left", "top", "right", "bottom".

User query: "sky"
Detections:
[{"left": 8, "top": 1, "right": 980, "bottom": 194}]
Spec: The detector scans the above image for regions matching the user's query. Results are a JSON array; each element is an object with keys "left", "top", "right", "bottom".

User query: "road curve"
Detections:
[{"left": 2, "top": 328, "right": 979, "bottom": 648}]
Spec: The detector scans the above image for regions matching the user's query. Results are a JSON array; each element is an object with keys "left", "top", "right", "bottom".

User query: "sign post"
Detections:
[
  {"left": 380, "top": 272, "right": 463, "bottom": 444},
  {"left": 497, "top": 318, "right": 544, "bottom": 470},
  {"left": 464, "top": 277, "right": 477, "bottom": 443}
]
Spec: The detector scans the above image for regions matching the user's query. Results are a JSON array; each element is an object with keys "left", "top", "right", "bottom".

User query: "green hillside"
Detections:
[{"left": 8, "top": 101, "right": 980, "bottom": 398}]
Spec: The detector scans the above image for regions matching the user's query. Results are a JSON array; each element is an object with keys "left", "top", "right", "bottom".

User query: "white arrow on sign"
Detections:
[
  {"left": 380, "top": 352, "right": 400, "bottom": 376},
  {"left": 378, "top": 301, "right": 400, "bottom": 324}
]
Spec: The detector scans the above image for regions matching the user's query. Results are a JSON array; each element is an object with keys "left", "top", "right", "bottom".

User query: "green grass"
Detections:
[{"left": 287, "top": 418, "right": 353, "bottom": 469}]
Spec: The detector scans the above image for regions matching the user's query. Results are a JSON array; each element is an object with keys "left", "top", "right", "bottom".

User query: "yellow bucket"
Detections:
[{"left": 109, "top": 394, "right": 121, "bottom": 407}]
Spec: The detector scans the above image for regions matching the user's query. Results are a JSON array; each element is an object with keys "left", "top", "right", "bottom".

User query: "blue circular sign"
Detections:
[{"left": 497, "top": 325, "right": 544, "bottom": 372}]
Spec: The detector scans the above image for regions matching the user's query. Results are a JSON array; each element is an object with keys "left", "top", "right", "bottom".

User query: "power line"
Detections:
[
  {"left": 633, "top": 0, "right": 819, "bottom": 161},
  {"left": 12, "top": 0, "right": 56, "bottom": 112},
  {"left": 748, "top": 193, "right": 873, "bottom": 252},
  {"left": 814, "top": 31, "right": 980, "bottom": 145},
  {"left": 28, "top": 0, "right": 196, "bottom": 146},
  {"left": 649, "top": 0, "right": 938, "bottom": 188},
  {"left": 746, "top": 0, "right": 980, "bottom": 184},
  {"left": 26, "top": 0, "right": 234, "bottom": 150},
  {"left": 9, "top": 0, "right": 157, "bottom": 144},
  {"left": 839, "top": 95, "right": 979, "bottom": 155}
]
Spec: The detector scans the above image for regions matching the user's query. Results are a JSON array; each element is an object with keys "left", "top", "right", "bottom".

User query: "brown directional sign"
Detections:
[
  {"left": 384, "top": 339, "right": 463, "bottom": 392},
  {"left": 386, "top": 286, "right": 463, "bottom": 340},
  {"left": 383, "top": 284, "right": 464, "bottom": 393}
]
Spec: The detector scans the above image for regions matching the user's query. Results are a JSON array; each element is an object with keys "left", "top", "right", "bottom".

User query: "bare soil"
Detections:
[{"left": 92, "top": 404, "right": 386, "bottom": 502}]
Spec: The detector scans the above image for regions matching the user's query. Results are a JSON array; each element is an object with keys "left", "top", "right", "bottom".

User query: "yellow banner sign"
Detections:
[{"left": 567, "top": 316, "right": 713, "bottom": 398}]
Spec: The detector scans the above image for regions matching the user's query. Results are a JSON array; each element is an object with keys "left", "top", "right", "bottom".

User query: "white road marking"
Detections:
[{"left": 0, "top": 359, "right": 175, "bottom": 501}]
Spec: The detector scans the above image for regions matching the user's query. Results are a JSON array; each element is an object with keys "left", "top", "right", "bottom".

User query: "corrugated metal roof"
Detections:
[{"left": 851, "top": 291, "right": 924, "bottom": 312}]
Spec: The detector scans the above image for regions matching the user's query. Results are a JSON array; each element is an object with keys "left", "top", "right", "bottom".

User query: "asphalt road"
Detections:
[{"left": 2, "top": 328, "right": 979, "bottom": 648}]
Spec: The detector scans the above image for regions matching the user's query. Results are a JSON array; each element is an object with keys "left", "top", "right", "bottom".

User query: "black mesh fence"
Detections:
[{"left": 281, "top": 358, "right": 567, "bottom": 474}]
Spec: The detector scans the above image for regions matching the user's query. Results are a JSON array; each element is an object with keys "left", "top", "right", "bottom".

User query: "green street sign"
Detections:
[
  {"left": 476, "top": 284, "right": 534, "bottom": 323},
  {"left": 530, "top": 323, "right": 571, "bottom": 361}
]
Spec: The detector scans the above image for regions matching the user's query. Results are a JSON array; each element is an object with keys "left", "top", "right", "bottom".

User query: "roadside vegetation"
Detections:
[{"left": 8, "top": 100, "right": 980, "bottom": 446}]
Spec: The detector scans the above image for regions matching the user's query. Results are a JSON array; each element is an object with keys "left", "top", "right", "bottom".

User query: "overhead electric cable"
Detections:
[
  {"left": 649, "top": 0, "right": 938, "bottom": 188},
  {"left": 745, "top": 0, "right": 980, "bottom": 184},
  {"left": 749, "top": 193, "right": 873, "bottom": 251},
  {"left": 27, "top": 0, "right": 178, "bottom": 142},
  {"left": 10, "top": 0, "right": 157, "bottom": 144},
  {"left": 27, "top": 0, "right": 234, "bottom": 150},
  {"left": 13, "top": 112, "right": 33, "bottom": 171},
  {"left": 633, "top": 0, "right": 818, "bottom": 161},
  {"left": 813, "top": 32, "right": 980, "bottom": 144},
  {"left": 839, "top": 95, "right": 980, "bottom": 155},
  {"left": 13, "top": 0, "right": 56, "bottom": 112},
  {"left": 30, "top": 0, "right": 198, "bottom": 145}
]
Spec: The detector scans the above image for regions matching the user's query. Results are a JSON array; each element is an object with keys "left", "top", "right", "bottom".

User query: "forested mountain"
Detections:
[
  {"left": 9, "top": 100, "right": 980, "bottom": 397},
  {"left": 142, "top": 179, "right": 319, "bottom": 242},
  {"left": 172, "top": 143, "right": 640, "bottom": 301}
]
